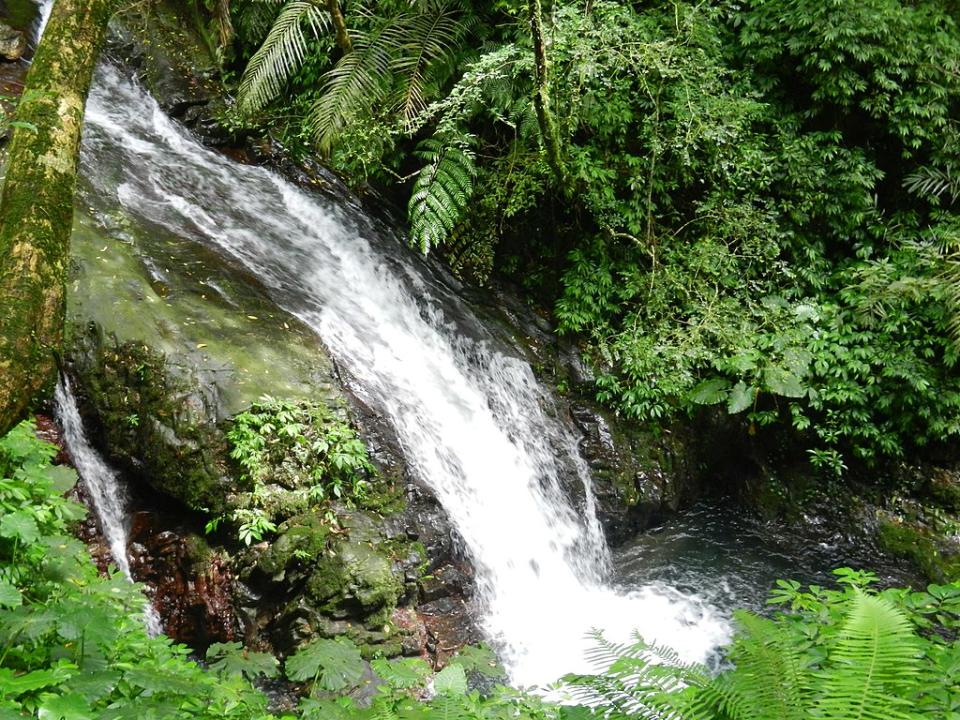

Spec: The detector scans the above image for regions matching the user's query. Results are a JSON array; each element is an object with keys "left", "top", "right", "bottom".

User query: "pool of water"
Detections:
[{"left": 613, "top": 502, "right": 921, "bottom": 617}]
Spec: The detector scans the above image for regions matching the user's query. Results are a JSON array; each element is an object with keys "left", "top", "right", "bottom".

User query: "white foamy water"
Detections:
[
  {"left": 78, "top": 65, "right": 730, "bottom": 686},
  {"left": 31, "top": 0, "right": 52, "bottom": 45},
  {"left": 54, "top": 376, "right": 164, "bottom": 636}
]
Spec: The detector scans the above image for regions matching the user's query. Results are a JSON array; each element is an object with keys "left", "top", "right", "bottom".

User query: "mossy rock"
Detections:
[
  {"left": 240, "top": 508, "right": 409, "bottom": 655},
  {"left": 877, "top": 511, "right": 960, "bottom": 583},
  {"left": 67, "top": 325, "right": 234, "bottom": 513}
]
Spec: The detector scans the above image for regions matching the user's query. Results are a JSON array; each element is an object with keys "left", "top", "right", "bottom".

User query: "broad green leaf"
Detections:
[
  {"left": 0, "top": 579, "right": 22, "bottom": 608},
  {"left": 727, "top": 382, "right": 755, "bottom": 414},
  {"left": 763, "top": 367, "right": 806, "bottom": 398},
  {"left": 285, "top": 637, "right": 365, "bottom": 691},
  {"left": 46, "top": 465, "right": 78, "bottom": 494},
  {"left": 448, "top": 645, "right": 505, "bottom": 678},
  {"left": 207, "top": 641, "right": 279, "bottom": 680},
  {"left": 0, "top": 511, "right": 40, "bottom": 543},
  {"left": 433, "top": 664, "right": 467, "bottom": 695},
  {"left": 689, "top": 378, "right": 731, "bottom": 405},
  {"left": 65, "top": 670, "right": 119, "bottom": 702},
  {"left": 0, "top": 668, "right": 63, "bottom": 697},
  {"left": 38, "top": 692, "right": 92, "bottom": 720},
  {"left": 371, "top": 657, "right": 432, "bottom": 689}
]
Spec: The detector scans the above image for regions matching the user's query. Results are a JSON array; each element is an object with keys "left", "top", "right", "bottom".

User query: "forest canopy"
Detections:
[{"left": 221, "top": 0, "right": 960, "bottom": 477}]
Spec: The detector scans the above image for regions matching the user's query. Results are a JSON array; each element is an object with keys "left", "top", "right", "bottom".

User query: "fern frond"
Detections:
[
  {"left": 408, "top": 136, "right": 477, "bottom": 252},
  {"left": 814, "top": 592, "right": 920, "bottom": 720},
  {"left": 235, "top": 0, "right": 284, "bottom": 48},
  {"left": 390, "top": 0, "right": 473, "bottom": 132},
  {"left": 905, "top": 166, "right": 960, "bottom": 205},
  {"left": 307, "top": 12, "right": 402, "bottom": 154},
  {"left": 566, "top": 632, "right": 713, "bottom": 720},
  {"left": 693, "top": 612, "right": 809, "bottom": 720},
  {"left": 238, "top": 0, "right": 332, "bottom": 113}
]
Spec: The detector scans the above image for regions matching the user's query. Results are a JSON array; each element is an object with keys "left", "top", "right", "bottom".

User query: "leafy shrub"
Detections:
[
  {"left": 215, "top": 396, "right": 375, "bottom": 544},
  {"left": 0, "top": 421, "right": 280, "bottom": 719},
  {"left": 566, "top": 568, "right": 960, "bottom": 720}
]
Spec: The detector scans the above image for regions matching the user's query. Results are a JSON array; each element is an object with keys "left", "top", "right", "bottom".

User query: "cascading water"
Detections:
[
  {"left": 77, "top": 64, "right": 730, "bottom": 686},
  {"left": 54, "top": 376, "right": 164, "bottom": 636},
  {"left": 30, "top": 0, "right": 52, "bottom": 46}
]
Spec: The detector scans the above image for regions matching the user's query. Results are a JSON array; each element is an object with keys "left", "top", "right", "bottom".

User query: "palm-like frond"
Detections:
[
  {"left": 904, "top": 166, "right": 960, "bottom": 205},
  {"left": 813, "top": 592, "right": 920, "bottom": 720},
  {"left": 235, "top": 0, "right": 283, "bottom": 48},
  {"left": 931, "top": 223, "right": 960, "bottom": 349},
  {"left": 390, "top": 0, "right": 473, "bottom": 131},
  {"left": 692, "top": 612, "right": 809, "bottom": 720},
  {"left": 238, "top": 0, "right": 332, "bottom": 113},
  {"left": 307, "top": 12, "right": 403, "bottom": 154},
  {"left": 565, "top": 631, "right": 713, "bottom": 720},
  {"left": 408, "top": 136, "right": 477, "bottom": 252}
]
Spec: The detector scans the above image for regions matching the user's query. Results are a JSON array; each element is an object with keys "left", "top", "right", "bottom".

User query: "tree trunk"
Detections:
[
  {"left": 0, "top": 0, "right": 116, "bottom": 436},
  {"left": 327, "top": 0, "right": 352, "bottom": 54},
  {"left": 527, "top": 0, "right": 565, "bottom": 186}
]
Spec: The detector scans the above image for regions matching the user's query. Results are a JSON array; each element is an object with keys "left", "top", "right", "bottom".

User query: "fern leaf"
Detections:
[
  {"left": 905, "top": 166, "right": 960, "bottom": 205},
  {"left": 390, "top": 0, "right": 472, "bottom": 131},
  {"left": 238, "top": 0, "right": 332, "bottom": 113},
  {"left": 408, "top": 137, "right": 477, "bottom": 253},
  {"left": 686, "top": 612, "right": 809, "bottom": 720},
  {"left": 307, "top": 13, "right": 402, "bottom": 154},
  {"left": 814, "top": 592, "right": 920, "bottom": 720}
]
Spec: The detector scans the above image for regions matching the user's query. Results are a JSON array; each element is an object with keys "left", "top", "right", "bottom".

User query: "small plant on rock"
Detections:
[{"left": 211, "top": 396, "right": 375, "bottom": 544}]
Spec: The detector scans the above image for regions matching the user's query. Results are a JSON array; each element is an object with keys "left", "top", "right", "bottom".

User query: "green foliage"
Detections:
[
  {"left": 207, "top": 641, "right": 281, "bottom": 681},
  {"left": 0, "top": 422, "right": 280, "bottom": 720},
  {"left": 216, "top": 396, "right": 375, "bottom": 544},
  {"left": 238, "top": 0, "right": 333, "bottom": 113},
  {"left": 408, "top": 136, "right": 477, "bottom": 252},
  {"left": 230, "top": 0, "right": 960, "bottom": 473},
  {"left": 285, "top": 637, "right": 366, "bottom": 692},
  {"left": 566, "top": 569, "right": 960, "bottom": 720}
]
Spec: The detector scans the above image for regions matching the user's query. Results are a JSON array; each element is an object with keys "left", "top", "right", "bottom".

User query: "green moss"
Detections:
[
  {"left": 878, "top": 518, "right": 960, "bottom": 583},
  {"left": 255, "top": 511, "right": 333, "bottom": 578},
  {"left": 67, "top": 210, "right": 339, "bottom": 415},
  {"left": 69, "top": 328, "right": 232, "bottom": 513}
]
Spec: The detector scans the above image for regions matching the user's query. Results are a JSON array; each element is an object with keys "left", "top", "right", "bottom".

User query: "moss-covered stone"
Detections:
[
  {"left": 238, "top": 507, "right": 411, "bottom": 657},
  {"left": 877, "top": 511, "right": 960, "bottom": 583},
  {"left": 68, "top": 326, "right": 234, "bottom": 513}
]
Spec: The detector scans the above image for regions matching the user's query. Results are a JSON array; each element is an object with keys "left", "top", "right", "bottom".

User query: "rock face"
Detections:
[
  {"left": 105, "top": 3, "right": 229, "bottom": 145},
  {"left": 128, "top": 512, "right": 239, "bottom": 648},
  {"left": 0, "top": 22, "right": 26, "bottom": 61}
]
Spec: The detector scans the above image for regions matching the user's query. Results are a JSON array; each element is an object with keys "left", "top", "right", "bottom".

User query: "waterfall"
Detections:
[
  {"left": 78, "top": 65, "right": 730, "bottom": 686},
  {"left": 31, "top": 0, "right": 52, "bottom": 45},
  {"left": 54, "top": 376, "right": 164, "bottom": 636}
]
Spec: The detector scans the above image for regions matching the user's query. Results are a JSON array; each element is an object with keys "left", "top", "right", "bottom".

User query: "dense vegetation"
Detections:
[
  {"left": 213, "top": 0, "right": 960, "bottom": 478},
  {"left": 4, "top": 0, "right": 960, "bottom": 717},
  {"left": 2, "top": 422, "right": 958, "bottom": 717}
]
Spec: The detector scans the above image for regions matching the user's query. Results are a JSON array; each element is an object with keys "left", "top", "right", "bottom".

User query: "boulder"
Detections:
[{"left": 0, "top": 22, "right": 26, "bottom": 61}]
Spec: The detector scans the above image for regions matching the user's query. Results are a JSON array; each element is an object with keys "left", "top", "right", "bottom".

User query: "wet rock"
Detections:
[
  {"left": 418, "top": 596, "right": 482, "bottom": 667},
  {"left": 127, "top": 511, "right": 240, "bottom": 648},
  {"left": 419, "top": 565, "right": 470, "bottom": 603},
  {"left": 568, "top": 402, "right": 694, "bottom": 544},
  {"left": 105, "top": 1, "right": 231, "bottom": 145},
  {"left": 65, "top": 327, "right": 234, "bottom": 514},
  {"left": 0, "top": 22, "right": 26, "bottom": 61}
]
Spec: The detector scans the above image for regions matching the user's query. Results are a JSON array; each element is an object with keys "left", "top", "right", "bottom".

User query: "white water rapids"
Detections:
[
  {"left": 54, "top": 376, "right": 164, "bottom": 636},
  {"left": 78, "top": 65, "right": 730, "bottom": 686}
]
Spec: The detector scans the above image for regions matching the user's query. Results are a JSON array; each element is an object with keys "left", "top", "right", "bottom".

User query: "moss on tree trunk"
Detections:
[
  {"left": 0, "top": 0, "right": 117, "bottom": 436},
  {"left": 327, "top": 0, "right": 353, "bottom": 54},
  {"left": 527, "top": 0, "right": 566, "bottom": 187}
]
